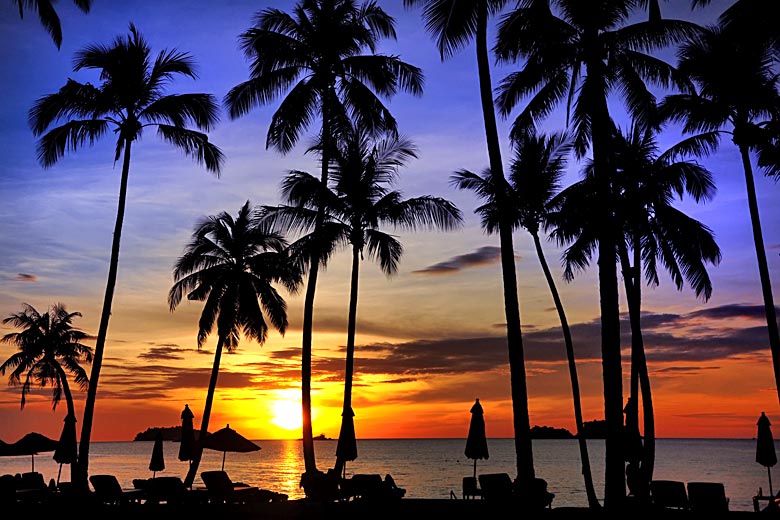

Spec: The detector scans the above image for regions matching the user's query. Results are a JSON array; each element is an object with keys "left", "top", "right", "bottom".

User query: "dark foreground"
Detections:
[{"left": 7, "top": 499, "right": 765, "bottom": 519}]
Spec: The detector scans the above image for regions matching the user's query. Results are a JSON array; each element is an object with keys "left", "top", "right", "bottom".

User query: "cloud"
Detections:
[
  {"left": 14, "top": 273, "right": 37, "bottom": 282},
  {"left": 412, "top": 246, "right": 503, "bottom": 275}
]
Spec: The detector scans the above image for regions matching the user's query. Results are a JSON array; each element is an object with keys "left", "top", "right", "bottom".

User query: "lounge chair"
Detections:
[
  {"left": 478, "top": 473, "right": 514, "bottom": 501},
  {"left": 686, "top": 481, "right": 729, "bottom": 513},
  {"left": 134, "top": 476, "right": 195, "bottom": 505},
  {"left": 201, "top": 470, "right": 287, "bottom": 504},
  {"left": 650, "top": 479, "right": 689, "bottom": 510},
  {"left": 339, "top": 473, "right": 405, "bottom": 501},
  {"left": 462, "top": 476, "right": 482, "bottom": 499},
  {"left": 89, "top": 474, "right": 144, "bottom": 505},
  {"left": 14, "top": 472, "right": 50, "bottom": 504}
]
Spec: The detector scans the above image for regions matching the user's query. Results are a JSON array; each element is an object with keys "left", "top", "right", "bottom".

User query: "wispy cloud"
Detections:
[
  {"left": 412, "top": 246, "right": 503, "bottom": 275},
  {"left": 14, "top": 273, "right": 37, "bottom": 282}
]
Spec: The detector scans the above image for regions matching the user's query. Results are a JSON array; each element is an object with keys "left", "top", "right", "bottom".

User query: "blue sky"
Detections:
[{"left": 0, "top": 0, "right": 779, "bottom": 443}]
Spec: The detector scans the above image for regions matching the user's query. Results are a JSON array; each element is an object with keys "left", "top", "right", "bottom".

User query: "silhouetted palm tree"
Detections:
[
  {"left": 494, "top": 2, "right": 699, "bottom": 506},
  {"left": 28, "top": 23, "right": 223, "bottom": 490},
  {"left": 658, "top": 21, "right": 780, "bottom": 410},
  {"left": 549, "top": 122, "right": 721, "bottom": 498},
  {"left": 13, "top": 0, "right": 91, "bottom": 49},
  {"left": 168, "top": 201, "right": 302, "bottom": 488},
  {"left": 404, "top": 0, "right": 539, "bottom": 488},
  {"left": 451, "top": 131, "right": 599, "bottom": 508},
  {"left": 225, "top": 0, "right": 423, "bottom": 475},
  {"left": 1, "top": 302, "right": 92, "bottom": 419},
  {"left": 328, "top": 128, "right": 462, "bottom": 475}
]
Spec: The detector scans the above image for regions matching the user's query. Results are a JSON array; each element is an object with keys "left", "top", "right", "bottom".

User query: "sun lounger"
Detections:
[
  {"left": 650, "top": 479, "right": 689, "bottom": 510},
  {"left": 478, "top": 473, "right": 514, "bottom": 501},
  {"left": 89, "top": 474, "right": 144, "bottom": 505},
  {"left": 687, "top": 481, "right": 729, "bottom": 513},
  {"left": 201, "top": 470, "right": 287, "bottom": 504},
  {"left": 462, "top": 476, "right": 482, "bottom": 499},
  {"left": 339, "top": 473, "right": 405, "bottom": 501}
]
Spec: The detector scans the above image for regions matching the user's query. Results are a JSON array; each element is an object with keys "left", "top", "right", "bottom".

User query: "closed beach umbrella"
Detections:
[
  {"left": 11, "top": 432, "right": 59, "bottom": 472},
  {"left": 336, "top": 406, "right": 357, "bottom": 477},
  {"left": 203, "top": 424, "right": 260, "bottom": 471},
  {"left": 149, "top": 430, "right": 165, "bottom": 477},
  {"left": 178, "top": 404, "right": 195, "bottom": 463},
  {"left": 464, "top": 398, "right": 489, "bottom": 479},
  {"left": 53, "top": 414, "right": 78, "bottom": 484},
  {"left": 757, "top": 412, "right": 777, "bottom": 495}
]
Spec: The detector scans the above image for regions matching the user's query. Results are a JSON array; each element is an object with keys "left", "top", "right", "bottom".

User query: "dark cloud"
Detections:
[
  {"left": 138, "top": 345, "right": 189, "bottom": 361},
  {"left": 14, "top": 273, "right": 37, "bottom": 282},
  {"left": 412, "top": 246, "right": 503, "bottom": 275}
]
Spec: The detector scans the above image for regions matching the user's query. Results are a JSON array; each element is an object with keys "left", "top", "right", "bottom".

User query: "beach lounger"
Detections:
[
  {"left": 686, "top": 481, "right": 729, "bottom": 513},
  {"left": 89, "top": 474, "right": 144, "bottom": 505},
  {"left": 339, "top": 473, "right": 405, "bottom": 501},
  {"left": 201, "top": 470, "right": 287, "bottom": 504},
  {"left": 478, "top": 473, "right": 514, "bottom": 501},
  {"left": 462, "top": 476, "right": 482, "bottom": 499},
  {"left": 650, "top": 479, "right": 689, "bottom": 510}
]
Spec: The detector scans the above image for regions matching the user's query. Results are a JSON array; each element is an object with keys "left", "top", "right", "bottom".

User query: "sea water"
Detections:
[{"left": 0, "top": 438, "right": 771, "bottom": 512}]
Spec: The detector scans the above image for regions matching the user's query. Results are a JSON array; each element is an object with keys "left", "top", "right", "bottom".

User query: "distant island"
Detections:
[{"left": 134, "top": 421, "right": 606, "bottom": 442}]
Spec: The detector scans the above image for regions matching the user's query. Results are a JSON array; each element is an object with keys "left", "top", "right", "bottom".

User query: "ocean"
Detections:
[{"left": 0, "top": 438, "right": 772, "bottom": 512}]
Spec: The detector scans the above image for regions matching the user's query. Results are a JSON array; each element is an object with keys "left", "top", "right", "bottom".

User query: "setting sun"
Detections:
[{"left": 270, "top": 395, "right": 303, "bottom": 432}]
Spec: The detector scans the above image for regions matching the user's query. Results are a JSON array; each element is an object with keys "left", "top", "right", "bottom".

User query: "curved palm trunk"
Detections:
[
  {"left": 619, "top": 244, "right": 656, "bottom": 501},
  {"left": 531, "top": 232, "right": 600, "bottom": 508},
  {"left": 301, "top": 101, "right": 335, "bottom": 475},
  {"left": 74, "top": 138, "right": 132, "bottom": 491},
  {"left": 588, "top": 71, "right": 624, "bottom": 509},
  {"left": 184, "top": 335, "right": 225, "bottom": 488},
  {"left": 738, "top": 144, "right": 780, "bottom": 408},
  {"left": 476, "top": 1, "right": 534, "bottom": 485},
  {"left": 334, "top": 245, "right": 361, "bottom": 477}
]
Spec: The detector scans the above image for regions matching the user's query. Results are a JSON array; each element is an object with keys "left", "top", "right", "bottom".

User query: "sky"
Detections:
[{"left": 0, "top": 0, "right": 778, "bottom": 445}]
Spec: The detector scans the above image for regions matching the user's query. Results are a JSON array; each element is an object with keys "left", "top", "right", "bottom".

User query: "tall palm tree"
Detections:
[
  {"left": 13, "top": 0, "right": 91, "bottom": 49},
  {"left": 168, "top": 201, "right": 303, "bottom": 488},
  {"left": 1, "top": 302, "right": 92, "bottom": 419},
  {"left": 493, "top": 1, "right": 699, "bottom": 506},
  {"left": 225, "top": 0, "right": 423, "bottom": 476},
  {"left": 658, "top": 22, "right": 780, "bottom": 410},
  {"left": 329, "top": 128, "right": 462, "bottom": 475},
  {"left": 549, "top": 122, "right": 721, "bottom": 499},
  {"left": 403, "top": 0, "right": 538, "bottom": 487},
  {"left": 451, "top": 132, "right": 600, "bottom": 508},
  {"left": 28, "top": 23, "right": 224, "bottom": 490}
]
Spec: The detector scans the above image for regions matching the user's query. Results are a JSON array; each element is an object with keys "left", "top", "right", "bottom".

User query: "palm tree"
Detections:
[
  {"left": 403, "top": 0, "right": 538, "bottom": 488},
  {"left": 658, "top": 22, "right": 780, "bottom": 410},
  {"left": 28, "top": 23, "right": 224, "bottom": 490},
  {"left": 168, "top": 201, "right": 303, "bottom": 488},
  {"left": 1, "top": 302, "right": 92, "bottom": 419},
  {"left": 330, "top": 128, "right": 463, "bottom": 475},
  {"left": 225, "top": 0, "right": 423, "bottom": 475},
  {"left": 548, "top": 122, "right": 721, "bottom": 499},
  {"left": 13, "top": 0, "right": 91, "bottom": 49},
  {"left": 493, "top": 2, "right": 699, "bottom": 506},
  {"left": 451, "top": 131, "right": 600, "bottom": 508}
]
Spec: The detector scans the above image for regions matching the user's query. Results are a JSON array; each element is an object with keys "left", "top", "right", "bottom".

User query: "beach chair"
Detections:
[
  {"left": 462, "top": 476, "right": 482, "bottom": 499},
  {"left": 340, "top": 473, "right": 405, "bottom": 501},
  {"left": 650, "top": 479, "right": 689, "bottom": 510},
  {"left": 201, "top": 470, "right": 287, "bottom": 504},
  {"left": 478, "top": 473, "right": 514, "bottom": 501},
  {"left": 686, "top": 481, "right": 729, "bottom": 513},
  {"left": 89, "top": 474, "right": 144, "bottom": 505}
]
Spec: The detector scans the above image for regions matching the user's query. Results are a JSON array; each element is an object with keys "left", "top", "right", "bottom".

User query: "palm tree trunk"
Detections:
[
  {"left": 532, "top": 232, "right": 600, "bottom": 508},
  {"left": 739, "top": 144, "right": 780, "bottom": 408},
  {"left": 74, "top": 138, "right": 132, "bottom": 491},
  {"left": 301, "top": 99, "right": 335, "bottom": 475},
  {"left": 334, "top": 245, "right": 361, "bottom": 476},
  {"left": 184, "top": 335, "right": 225, "bottom": 488},
  {"left": 588, "top": 75, "right": 624, "bottom": 509},
  {"left": 475, "top": 1, "right": 534, "bottom": 485}
]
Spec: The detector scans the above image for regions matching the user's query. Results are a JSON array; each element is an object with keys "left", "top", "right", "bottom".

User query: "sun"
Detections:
[{"left": 270, "top": 398, "right": 302, "bottom": 432}]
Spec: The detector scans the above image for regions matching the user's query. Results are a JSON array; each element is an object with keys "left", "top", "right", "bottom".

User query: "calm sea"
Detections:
[{"left": 0, "top": 438, "right": 772, "bottom": 512}]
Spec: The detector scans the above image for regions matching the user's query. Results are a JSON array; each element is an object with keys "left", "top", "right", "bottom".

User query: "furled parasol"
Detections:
[
  {"left": 757, "top": 412, "right": 777, "bottom": 496},
  {"left": 464, "top": 398, "right": 489, "bottom": 479}
]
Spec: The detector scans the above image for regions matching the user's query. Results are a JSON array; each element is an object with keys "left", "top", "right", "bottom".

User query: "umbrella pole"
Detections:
[
  {"left": 473, "top": 459, "right": 476, "bottom": 479},
  {"left": 31, "top": 453, "right": 35, "bottom": 473},
  {"left": 57, "top": 463, "right": 63, "bottom": 485},
  {"left": 222, "top": 451, "right": 226, "bottom": 471},
  {"left": 769, "top": 468, "right": 773, "bottom": 496}
]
